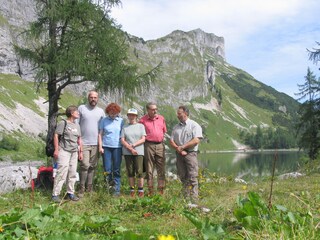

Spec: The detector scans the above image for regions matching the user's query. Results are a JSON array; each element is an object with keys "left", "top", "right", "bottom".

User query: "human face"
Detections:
[
  {"left": 71, "top": 109, "right": 80, "bottom": 120},
  {"left": 147, "top": 105, "right": 158, "bottom": 118},
  {"left": 127, "top": 114, "right": 137, "bottom": 123},
  {"left": 88, "top": 92, "right": 98, "bottom": 107},
  {"left": 108, "top": 111, "right": 118, "bottom": 119},
  {"left": 177, "top": 108, "right": 188, "bottom": 123}
]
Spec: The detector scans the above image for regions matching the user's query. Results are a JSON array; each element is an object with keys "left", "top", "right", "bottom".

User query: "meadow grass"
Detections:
[{"left": 0, "top": 165, "right": 319, "bottom": 239}]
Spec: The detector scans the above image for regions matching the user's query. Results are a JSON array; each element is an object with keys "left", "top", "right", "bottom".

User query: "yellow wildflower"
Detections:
[
  {"left": 157, "top": 235, "right": 175, "bottom": 240},
  {"left": 0, "top": 226, "right": 4, "bottom": 233}
]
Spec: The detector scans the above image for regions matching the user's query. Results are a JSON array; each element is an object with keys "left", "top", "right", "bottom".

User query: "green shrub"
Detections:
[{"left": 0, "top": 136, "right": 20, "bottom": 151}]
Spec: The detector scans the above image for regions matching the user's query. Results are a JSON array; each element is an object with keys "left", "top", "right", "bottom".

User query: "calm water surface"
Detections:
[{"left": 167, "top": 151, "right": 303, "bottom": 180}]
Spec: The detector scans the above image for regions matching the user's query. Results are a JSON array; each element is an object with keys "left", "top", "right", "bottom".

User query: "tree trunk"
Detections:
[
  {"left": 46, "top": 82, "right": 60, "bottom": 148},
  {"left": 46, "top": 10, "right": 59, "bottom": 149}
]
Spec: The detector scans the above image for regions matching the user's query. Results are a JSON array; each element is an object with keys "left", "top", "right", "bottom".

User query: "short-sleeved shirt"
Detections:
[
  {"left": 78, "top": 104, "right": 105, "bottom": 146},
  {"left": 55, "top": 120, "right": 81, "bottom": 152},
  {"left": 121, "top": 123, "right": 146, "bottom": 156},
  {"left": 99, "top": 116, "right": 124, "bottom": 148},
  {"left": 171, "top": 118, "right": 203, "bottom": 152},
  {"left": 139, "top": 114, "right": 167, "bottom": 142}
]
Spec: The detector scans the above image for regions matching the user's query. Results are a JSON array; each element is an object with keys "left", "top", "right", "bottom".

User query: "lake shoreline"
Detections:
[{"left": 200, "top": 148, "right": 301, "bottom": 154}]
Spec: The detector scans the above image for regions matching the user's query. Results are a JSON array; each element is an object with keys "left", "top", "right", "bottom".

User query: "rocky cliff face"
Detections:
[
  {"left": 127, "top": 28, "right": 225, "bottom": 105},
  {"left": 0, "top": 0, "right": 36, "bottom": 79},
  {"left": 0, "top": 0, "right": 225, "bottom": 106}
]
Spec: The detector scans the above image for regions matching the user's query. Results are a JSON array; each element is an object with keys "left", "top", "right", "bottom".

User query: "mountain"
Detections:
[
  {"left": 124, "top": 29, "right": 299, "bottom": 150},
  {"left": 0, "top": 1, "right": 300, "bottom": 160}
]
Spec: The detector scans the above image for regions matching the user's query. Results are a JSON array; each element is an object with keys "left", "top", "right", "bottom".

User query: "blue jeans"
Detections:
[{"left": 103, "top": 147, "right": 122, "bottom": 193}]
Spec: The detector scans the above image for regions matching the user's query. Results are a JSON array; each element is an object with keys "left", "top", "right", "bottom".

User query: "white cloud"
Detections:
[
  {"left": 112, "top": 0, "right": 308, "bottom": 41},
  {"left": 110, "top": 0, "right": 320, "bottom": 98}
]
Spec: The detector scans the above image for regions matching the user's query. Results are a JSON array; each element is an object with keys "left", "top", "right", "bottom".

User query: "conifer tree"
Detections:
[
  {"left": 14, "top": 0, "right": 159, "bottom": 151},
  {"left": 295, "top": 68, "right": 320, "bottom": 160}
]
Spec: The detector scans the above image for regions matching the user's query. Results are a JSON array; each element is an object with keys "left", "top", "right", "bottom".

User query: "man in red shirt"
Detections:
[{"left": 139, "top": 102, "right": 167, "bottom": 195}]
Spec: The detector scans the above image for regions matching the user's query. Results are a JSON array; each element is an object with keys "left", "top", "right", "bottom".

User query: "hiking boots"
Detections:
[
  {"left": 52, "top": 195, "right": 61, "bottom": 203},
  {"left": 52, "top": 194, "right": 79, "bottom": 202},
  {"left": 87, "top": 184, "right": 93, "bottom": 193},
  {"left": 67, "top": 193, "right": 80, "bottom": 201},
  {"left": 78, "top": 185, "right": 85, "bottom": 198}
]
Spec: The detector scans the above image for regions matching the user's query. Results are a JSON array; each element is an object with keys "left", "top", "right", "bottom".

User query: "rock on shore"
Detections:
[{"left": 0, "top": 161, "right": 42, "bottom": 194}]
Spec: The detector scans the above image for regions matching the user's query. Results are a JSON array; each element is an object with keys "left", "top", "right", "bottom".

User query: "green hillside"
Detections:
[
  {"left": 0, "top": 30, "right": 300, "bottom": 160},
  {"left": 126, "top": 30, "right": 300, "bottom": 151},
  {"left": 0, "top": 73, "right": 83, "bottom": 161}
]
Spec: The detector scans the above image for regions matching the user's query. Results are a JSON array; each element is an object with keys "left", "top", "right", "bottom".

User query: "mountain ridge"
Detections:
[{"left": 0, "top": 0, "right": 299, "bottom": 159}]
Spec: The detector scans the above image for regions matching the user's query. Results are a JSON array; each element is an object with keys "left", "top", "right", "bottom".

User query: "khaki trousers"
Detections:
[
  {"left": 52, "top": 148, "right": 78, "bottom": 196},
  {"left": 144, "top": 142, "right": 166, "bottom": 181},
  {"left": 176, "top": 151, "right": 199, "bottom": 202},
  {"left": 79, "top": 145, "right": 99, "bottom": 187}
]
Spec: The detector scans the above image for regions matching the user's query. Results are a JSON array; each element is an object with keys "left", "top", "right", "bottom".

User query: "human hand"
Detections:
[
  {"left": 99, "top": 147, "right": 104, "bottom": 154},
  {"left": 180, "top": 150, "right": 187, "bottom": 156},
  {"left": 53, "top": 149, "right": 59, "bottom": 159},
  {"left": 131, "top": 149, "right": 138, "bottom": 155}
]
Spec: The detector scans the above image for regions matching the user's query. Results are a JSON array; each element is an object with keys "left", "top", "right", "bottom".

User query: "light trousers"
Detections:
[
  {"left": 52, "top": 148, "right": 78, "bottom": 196},
  {"left": 79, "top": 145, "right": 99, "bottom": 187},
  {"left": 176, "top": 151, "right": 199, "bottom": 202}
]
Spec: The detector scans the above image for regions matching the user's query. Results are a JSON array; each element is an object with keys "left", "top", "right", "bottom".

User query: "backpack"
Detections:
[
  {"left": 34, "top": 165, "right": 54, "bottom": 189},
  {"left": 45, "top": 119, "right": 67, "bottom": 157}
]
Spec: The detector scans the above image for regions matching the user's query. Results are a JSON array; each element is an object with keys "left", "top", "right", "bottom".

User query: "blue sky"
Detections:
[{"left": 110, "top": 0, "right": 320, "bottom": 98}]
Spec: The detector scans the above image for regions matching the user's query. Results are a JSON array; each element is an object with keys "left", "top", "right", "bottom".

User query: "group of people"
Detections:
[{"left": 51, "top": 90, "right": 203, "bottom": 203}]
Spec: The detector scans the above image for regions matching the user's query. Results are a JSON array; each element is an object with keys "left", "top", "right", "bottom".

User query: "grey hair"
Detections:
[
  {"left": 146, "top": 102, "right": 157, "bottom": 109},
  {"left": 88, "top": 90, "right": 98, "bottom": 98}
]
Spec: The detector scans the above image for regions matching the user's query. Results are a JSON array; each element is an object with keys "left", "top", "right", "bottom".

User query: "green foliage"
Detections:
[
  {"left": 158, "top": 106, "right": 177, "bottom": 134},
  {"left": 182, "top": 188, "right": 319, "bottom": 239},
  {"left": 183, "top": 210, "right": 226, "bottom": 240},
  {"left": 233, "top": 191, "right": 269, "bottom": 230},
  {"left": 295, "top": 68, "right": 320, "bottom": 160},
  {"left": 117, "top": 194, "right": 174, "bottom": 215},
  {"left": 1, "top": 171, "right": 320, "bottom": 239},
  {"left": 14, "top": 0, "right": 159, "bottom": 149},
  {"left": 0, "top": 74, "right": 45, "bottom": 116},
  {"left": 233, "top": 191, "right": 316, "bottom": 238},
  {"left": 0, "top": 204, "right": 126, "bottom": 239},
  {"left": 240, "top": 127, "right": 297, "bottom": 149},
  {"left": 0, "top": 13, "right": 8, "bottom": 26},
  {"left": 216, "top": 87, "right": 222, "bottom": 106},
  {"left": 220, "top": 72, "right": 299, "bottom": 128},
  {"left": 0, "top": 132, "right": 46, "bottom": 161},
  {"left": 0, "top": 136, "right": 19, "bottom": 151},
  {"left": 272, "top": 112, "right": 291, "bottom": 127},
  {"left": 308, "top": 41, "right": 320, "bottom": 63}
]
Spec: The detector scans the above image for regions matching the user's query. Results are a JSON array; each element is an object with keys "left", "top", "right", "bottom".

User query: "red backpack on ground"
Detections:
[{"left": 34, "top": 166, "right": 54, "bottom": 190}]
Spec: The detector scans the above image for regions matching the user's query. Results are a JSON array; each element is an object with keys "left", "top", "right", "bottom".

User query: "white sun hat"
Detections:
[{"left": 127, "top": 108, "right": 138, "bottom": 115}]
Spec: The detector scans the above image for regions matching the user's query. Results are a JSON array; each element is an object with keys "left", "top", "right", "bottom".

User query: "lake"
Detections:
[{"left": 167, "top": 150, "right": 304, "bottom": 180}]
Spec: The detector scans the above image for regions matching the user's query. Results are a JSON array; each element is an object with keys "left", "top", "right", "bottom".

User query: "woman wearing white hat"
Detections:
[{"left": 121, "top": 108, "right": 146, "bottom": 197}]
